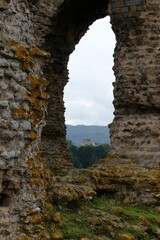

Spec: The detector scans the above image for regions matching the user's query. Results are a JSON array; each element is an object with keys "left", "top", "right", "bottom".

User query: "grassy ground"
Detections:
[{"left": 54, "top": 195, "right": 160, "bottom": 240}]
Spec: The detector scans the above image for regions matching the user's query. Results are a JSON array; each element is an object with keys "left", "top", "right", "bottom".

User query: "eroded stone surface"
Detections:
[
  {"left": 0, "top": 0, "right": 160, "bottom": 239},
  {"left": 52, "top": 153, "right": 160, "bottom": 206}
]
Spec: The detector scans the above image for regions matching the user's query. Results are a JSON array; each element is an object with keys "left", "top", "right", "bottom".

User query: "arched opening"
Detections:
[
  {"left": 42, "top": 0, "right": 111, "bottom": 173},
  {"left": 65, "top": 17, "right": 115, "bottom": 126},
  {"left": 64, "top": 16, "right": 116, "bottom": 168}
]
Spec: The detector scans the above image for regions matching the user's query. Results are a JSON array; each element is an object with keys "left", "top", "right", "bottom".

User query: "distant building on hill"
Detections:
[{"left": 80, "top": 139, "right": 99, "bottom": 147}]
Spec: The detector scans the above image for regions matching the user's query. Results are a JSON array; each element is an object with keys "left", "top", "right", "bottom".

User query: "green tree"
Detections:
[
  {"left": 77, "top": 146, "right": 96, "bottom": 168},
  {"left": 67, "top": 140, "right": 110, "bottom": 169},
  {"left": 67, "top": 140, "right": 82, "bottom": 168}
]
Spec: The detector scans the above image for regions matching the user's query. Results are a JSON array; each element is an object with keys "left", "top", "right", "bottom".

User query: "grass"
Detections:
[
  {"left": 55, "top": 195, "right": 160, "bottom": 239},
  {"left": 123, "top": 205, "right": 160, "bottom": 219}
]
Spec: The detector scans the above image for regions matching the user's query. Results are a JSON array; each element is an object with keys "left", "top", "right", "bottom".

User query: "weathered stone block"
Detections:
[
  {"left": 0, "top": 59, "right": 10, "bottom": 67},
  {"left": 0, "top": 82, "right": 8, "bottom": 90},
  {"left": 1, "top": 150, "right": 18, "bottom": 159},
  {"left": 20, "top": 120, "right": 31, "bottom": 131},
  {"left": 10, "top": 120, "right": 19, "bottom": 130},
  {"left": 0, "top": 101, "right": 9, "bottom": 108}
]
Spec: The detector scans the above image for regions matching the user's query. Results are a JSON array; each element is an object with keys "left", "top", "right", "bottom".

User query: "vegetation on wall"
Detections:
[{"left": 56, "top": 195, "right": 160, "bottom": 240}]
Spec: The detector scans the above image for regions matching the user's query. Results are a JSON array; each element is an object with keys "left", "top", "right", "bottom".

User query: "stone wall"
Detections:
[
  {"left": 0, "top": 0, "right": 160, "bottom": 238},
  {"left": 0, "top": 0, "right": 61, "bottom": 238},
  {"left": 110, "top": 0, "right": 160, "bottom": 163},
  {"left": 41, "top": 0, "right": 110, "bottom": 173}
]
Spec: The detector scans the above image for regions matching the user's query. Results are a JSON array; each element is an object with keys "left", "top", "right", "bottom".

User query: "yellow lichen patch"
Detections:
[
  {"left": 15, "top": 45, "right": 34, "bottom": 71},
  {"left": 16, "top": 236, "right": 31, "bottom": 240},
  {"left": 22, "top": 61, "right": 32, "bottom": 72},
  {"left": 29, "top": 213, "right": 43, "bottom": 224},
  {"left": 29, "top": 110, "right": 44, "bottom": 127},
  {"left": 31, "top": 47, "right": 51, "bottom": 58},
  {"left": 28, "top": 169, "right": 41, "bottom": 178},
  {"left": 39, "top": 87, "right": 49, "bottom": 100},
  {"left": 27, "top": 74, "right": 40, "bottom": 88},
  {"left": 16, "top": 45, "right": 33, "bottom": 61},
  {"left": 16, "top": 45, "right": 28, "bottom": 59},
  {"left": 31, "top": 98, "right": 42, "bottom": 111},
  {"left": 29, "top": 179, "right": 42, "bottom": 187},
  {"left": 28, "top": 74, "right": 49, "bottom": 89},
  {"left": 105, "top": 153, "right": 118, "bottom": 162},
  {"left": 12, "top": 107, "right": 28, "bottom": 118},
  {"left": 8, "top": 39, "right": 17, "bottom": 47},
  {"left": 43, "top": 203, "right": 54, "bottom": 212},
  {"left": 37, "top": 229, "right": 51, "bottom": 239},
  {"left": 21, "top": 154, "right": 56, "bottom": 238},
  {"left": 28, "top": 131, "right": 38, "bottom": 140},
  {"left": 42, "top": 194, "right": 53, "bottom": 204},
  {"left": 27, "top": 157, "right": 41, "bottom": 169},
  {"left": 26, "top": 55, "right": 34, "bottom": 63},
  {"left": 53, "top": 212, "right": 61, "bottom": 222},
  {"left": 118, "top": 233, "right": 136, "bottom": 240},
  {"left": 18, "top": 90, "right": 31, "bottom": 102},
  {"left": 52, "top": 231, "right": 63, "bottom": 239},
  {"left": 26, "top": 208, "right": 37, "bottom": 216},
  {"left": 24, "top": 74, "right": 49, "bottom": 129},
  {"left": 26, "top": 154, "right": 53, "bottom": 188}
]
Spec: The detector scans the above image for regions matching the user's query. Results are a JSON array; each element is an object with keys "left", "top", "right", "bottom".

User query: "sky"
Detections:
[{"left": 64, "top": 17, "right": 116, "bottom": 126}]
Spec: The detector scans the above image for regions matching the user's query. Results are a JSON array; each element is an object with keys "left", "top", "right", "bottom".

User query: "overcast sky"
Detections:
[{"left": 64, "top": 17, "right": 116, "bottom": 126}]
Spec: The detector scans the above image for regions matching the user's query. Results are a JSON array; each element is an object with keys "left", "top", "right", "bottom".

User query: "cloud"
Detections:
[{"left": 64, "top": 17, "right": 116, "bottom": 126}]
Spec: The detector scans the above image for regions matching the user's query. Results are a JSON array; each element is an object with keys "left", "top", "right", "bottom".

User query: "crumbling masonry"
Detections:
[{"left": 0, "top": 0, "right": 160, "bottom": 238}]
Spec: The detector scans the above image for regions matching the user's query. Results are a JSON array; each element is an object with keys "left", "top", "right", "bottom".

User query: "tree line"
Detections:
[{"left": 67, "top": 141, "right": 110, "bottom": 168}]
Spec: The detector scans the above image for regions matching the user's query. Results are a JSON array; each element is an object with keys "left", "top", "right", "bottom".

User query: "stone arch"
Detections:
[
  {"left": 65, "top": 16, "right": 115, "bottom": 127},
  {"left": 41, "top": 0, "right": 111, "bottom": 173},
  {"left": 41, "top": 0, "right": 160, "bottom": 170}
]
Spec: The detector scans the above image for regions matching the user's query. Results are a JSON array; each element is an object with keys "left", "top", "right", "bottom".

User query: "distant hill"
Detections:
[{"left": 66, "top": 125, "right": 110, "bottom": 146}]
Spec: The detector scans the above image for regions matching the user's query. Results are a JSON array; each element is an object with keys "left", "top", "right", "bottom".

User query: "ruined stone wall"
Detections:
[
  {"left": 110, "top": 0, "right": 160, "bottom": 163},
  {"left": 0, "top": 0, "right": 62, "bottom": 238},
  {"left": 41, "top": 0, "right": 160, "bottom": 166},
  {"left": 0, "top": 0, "right": 160, "bottom": 238},
  {"left": 41, "top": 0, "right": 110, "bottom": 173}
]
